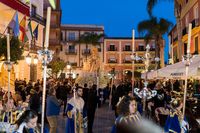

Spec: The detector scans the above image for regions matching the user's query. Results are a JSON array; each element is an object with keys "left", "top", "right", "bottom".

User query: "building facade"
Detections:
[
  {"left": 0, "top": 0, "right": 44, "bottom": 90},
  {"left": 104, "top": 37, "right": 164, "bottom": 82},
  {"left": 169, "top": 0, "right": 200, "bottom": 63},
  {"left": 60, "top": 24, "right": 104, "bottom": 77}
]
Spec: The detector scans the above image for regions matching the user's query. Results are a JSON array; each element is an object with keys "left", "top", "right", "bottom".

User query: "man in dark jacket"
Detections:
[
  {"left": 56, "top": 82, "right": 68, "bottom": 116},
  {"left": 87, "top": 84, "right": 98, "bottom": 133}
]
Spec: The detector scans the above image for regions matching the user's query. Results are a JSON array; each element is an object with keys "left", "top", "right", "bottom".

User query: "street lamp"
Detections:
[
  {"left": 33, "top": 55, "right": 38, "bottom": 64},
  {"left": 130, "top": 44, "right": 158, "bottom": 114},
  {"left": 25, "top": 53, "right": 31, "bottom": 65},
  {"left": 25, "top": 53, "right": 38, "bottom": 82}
]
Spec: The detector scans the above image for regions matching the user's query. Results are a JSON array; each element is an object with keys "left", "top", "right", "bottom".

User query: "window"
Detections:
[
  {"left": 69, "top": 45, "right": 75, "bottom": 50},
  {"left": 68, "top": 32, "right": 76, "bottom": 41},
  {"left": 109, "top": 44, "right": 116, "bottom": 51},
  {"left": 195, "top": 36, "right": 199, "bottom": 54},
  {"left": 194, "top": 5, "right": 199, "bottom": 19},
  {"left": 31, "top": 5, "right": 37, "bottom": 16},
  {"left": 61, "top": 32, "right": 63, "bottom": 41},
  {"left": 125, "top": 45, "right": 131, "bottom": 51},
  {"left": 184, "top": 43, "right": 187, "bottom": 55}
]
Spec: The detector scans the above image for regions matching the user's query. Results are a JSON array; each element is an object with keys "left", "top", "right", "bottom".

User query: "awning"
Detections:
[{"left": 142, "top": 55, "right": 200, "bottom": 80}]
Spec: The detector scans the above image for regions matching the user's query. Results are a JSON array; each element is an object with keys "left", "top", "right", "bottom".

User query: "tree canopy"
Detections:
[
  {"left": 0, "top": 36, "right": 23, "bottom": 63},
  {"left": 48, "top": 58, "right": 66, "bottom": 79}
]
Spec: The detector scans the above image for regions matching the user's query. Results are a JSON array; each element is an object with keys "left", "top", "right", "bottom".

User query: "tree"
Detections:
[
  {"left": 0, "top": 36, "right": 23, "bottom": 63},
  {"left": 76, "top": 32, "right": 104, "bottom": 61},
  {"left": 147, "top": 0, "right": 183, "bottom": 61},
  {"left": 137, "top": 17, "right": 173, "bottom": 69},
  {"left": 48, "top": 58, "right": 66, "bottom": 79}
]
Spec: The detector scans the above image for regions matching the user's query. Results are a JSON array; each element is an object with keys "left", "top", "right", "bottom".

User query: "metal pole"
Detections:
[
  {"left": 182, "top": 23, "right": 192, "bottom": 120},
  {"left": 6, "top": 33, "right": 11, "bottom": 101},
  {"left": 109, "top": 77, "right": 114, "bottom": 109},
  {"left": 132, "top": 30, "right": 135, "bottom": 94},
  {"left": 41, "top": 7, "right": 51, "bottom": 133}
]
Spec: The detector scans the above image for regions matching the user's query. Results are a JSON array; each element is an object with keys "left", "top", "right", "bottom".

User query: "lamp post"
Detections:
[
  {"left": 130, "top": 44, "right": 157, "bottom": 114},
  {"left": 25, "top": 53, "right": 38, "bottom": 82},
  {"left": 182, "top": 23, "right": 192, "bottom": 122},
  {"left": 37, "top": 7, "right": 53, "bottom": 133},
  {"left": 5, "top": 33, "right": 12, "bottom": 106},
  {"left": 67, "top": 64, "right": 72, "bottom": 81}
]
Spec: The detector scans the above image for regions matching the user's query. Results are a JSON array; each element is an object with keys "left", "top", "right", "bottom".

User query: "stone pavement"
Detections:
[
  {"left": 56, "top": 102, "right": 115, "bottom": 133},
  {"left": 93, "top": 103, "right": 115, "bottom": 133}
]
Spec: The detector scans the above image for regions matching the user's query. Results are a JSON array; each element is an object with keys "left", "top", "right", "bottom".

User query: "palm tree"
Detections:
[
  {"left": 77, "top": 32, "right": 104, "bottom": 61},
  {"left": 147, "top": 0, "right": 183, "bottom": 61},
  {"left": 138, "top": 17, "right": 173, "bottom": 69}
]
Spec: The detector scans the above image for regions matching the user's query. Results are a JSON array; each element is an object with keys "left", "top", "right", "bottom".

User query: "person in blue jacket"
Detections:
[{"left": 46, "top": 88, "right": 61, "bottom": 133}]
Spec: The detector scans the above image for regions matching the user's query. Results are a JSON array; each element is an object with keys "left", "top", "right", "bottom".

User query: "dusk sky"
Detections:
[{"left": 60, "top": 0, "right": 176, "bottom": 61}]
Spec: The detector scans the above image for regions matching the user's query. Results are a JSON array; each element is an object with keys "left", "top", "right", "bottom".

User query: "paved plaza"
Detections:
[{"left": 57, "top": 102, "right": 115, "bottom": 133}]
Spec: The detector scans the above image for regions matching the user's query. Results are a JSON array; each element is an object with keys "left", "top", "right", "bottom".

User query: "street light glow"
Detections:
[
  {"left": 25, "top": 53, "right": 31, "bottom": 65},
  {"left": 33, "top": 56, "right": 38, "bottom": 64}
]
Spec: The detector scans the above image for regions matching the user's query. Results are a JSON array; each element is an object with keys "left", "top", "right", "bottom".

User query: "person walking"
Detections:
[
  {"left": 87, "top": 84, "right": 98, "bottom": 133},
  {"left": 46, "top": 88, "right": 61, "bottom": 133}
]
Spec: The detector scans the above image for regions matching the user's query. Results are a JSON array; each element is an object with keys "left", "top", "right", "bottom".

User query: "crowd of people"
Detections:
[{"left": 0, "top": 78, "right": 200, "bottom": 133}]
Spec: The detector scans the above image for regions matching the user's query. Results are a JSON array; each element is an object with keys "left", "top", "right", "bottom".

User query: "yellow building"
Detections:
[
  {"left": 169, "top": 0, "right": 200, "bottom": 63},
  {"left": 0, "top": 0, "right": 44, "bottom": 91}
]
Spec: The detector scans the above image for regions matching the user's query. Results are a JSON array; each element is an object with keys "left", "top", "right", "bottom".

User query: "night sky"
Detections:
[{"left": 60, "top": 0, "right": 176, "bottom": 61}]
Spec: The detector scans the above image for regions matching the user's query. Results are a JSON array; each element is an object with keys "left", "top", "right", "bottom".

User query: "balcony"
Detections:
[
  {"left": 82, "top": 49, "right": 91, "bottom": 55},
  {"left": 135, "top": 60, "right": 144, "bottom": 64},
  {"left": 123, "top": 59, "right": 132, "bottom": 64},
  {"left": 31, "top": 13, "right": 45, "bottom": 25},
  {"left": 108, "top": 58, "right": 117, "bottom": 63},
  {"left": 107, "top": 47, "right": 117, "bottom": 51},
  {"left": 123, "top": 48, "right": 132, "bottom": 51},
  {"left": 136, "top": 47, "right": 145, "bottom": 51},
  {"left": 65, "top": 49, "right": 77, "bottom": 55},
  {"left": 191, "top": 18, "right": 199, "bottom": 29}
]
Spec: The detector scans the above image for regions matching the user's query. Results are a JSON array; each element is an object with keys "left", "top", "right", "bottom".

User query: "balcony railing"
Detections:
[
  {"left": 31, "top": 13, "right": 45, "bottom": 25},
  {"left": 65, "top": 49, "right": 77, "bottom": 55},
  {"left": 108, "top": 59, "right": 117, "bottom": 63},
  {"left": 135, "top": 60, "right": 144, "bottom": 64},
  {"left": 107, "top": 47, "right": 117, "bottom": 51},
  {"left": 136, "top": 48, "right": 145, "bottom": 51},
  {"left": 123, "top": 60, "right": 132, "bottom": 63},
  {"left": 82, "top": 49, "right": 91, "bottom": 55},
  {"left": 123, "top": 48, "right": 132, "bottom": 51}
]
